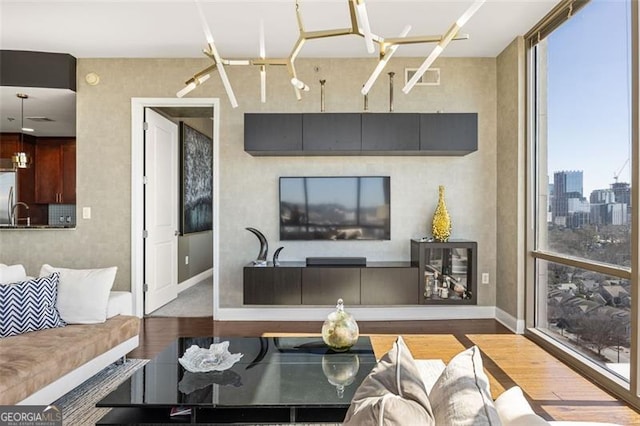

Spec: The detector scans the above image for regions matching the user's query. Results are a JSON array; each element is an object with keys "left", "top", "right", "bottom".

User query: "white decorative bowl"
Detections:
[{"left": 178, "top": 341, "right": 243, "bottom": 373}]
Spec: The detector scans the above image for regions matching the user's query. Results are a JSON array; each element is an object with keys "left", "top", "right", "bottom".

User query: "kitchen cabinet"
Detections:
[{"left": 35, "top": 138, "right": 76, "bottom": 204}]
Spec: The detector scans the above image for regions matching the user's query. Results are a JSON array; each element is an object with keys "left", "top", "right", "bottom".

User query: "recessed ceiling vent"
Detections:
[{"left": 26, "top": 117, "right": 55, "bottom": 122}]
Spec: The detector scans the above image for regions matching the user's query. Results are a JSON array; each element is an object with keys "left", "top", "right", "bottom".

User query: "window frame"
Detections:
[{"left": 524, "top": 0, "right": 640, "bottom": 407}]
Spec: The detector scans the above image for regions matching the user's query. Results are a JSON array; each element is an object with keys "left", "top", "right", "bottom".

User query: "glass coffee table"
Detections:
[{"left": 96, "top": 336, "right": 376, "bottom": 424}]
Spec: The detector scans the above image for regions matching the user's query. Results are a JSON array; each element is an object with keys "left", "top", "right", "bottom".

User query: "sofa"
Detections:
[
  {"left": 343, "top": 337, "right": 622, "bottom": 426},
  {"left": 0, "top": 263, "right": 140, "bottom": 405}
]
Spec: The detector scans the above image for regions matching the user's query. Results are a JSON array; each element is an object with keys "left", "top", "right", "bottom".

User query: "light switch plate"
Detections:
[
  {"left": 482, "top": 273, "right": 490, "bottom": 284},
  {"left": 82, "top": 207, "right": 91, "bottom": 219}
]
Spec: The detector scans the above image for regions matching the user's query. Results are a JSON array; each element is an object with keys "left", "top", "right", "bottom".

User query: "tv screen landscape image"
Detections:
[{"left": 279, "top": 176, "right": 391, "bottom": 240}]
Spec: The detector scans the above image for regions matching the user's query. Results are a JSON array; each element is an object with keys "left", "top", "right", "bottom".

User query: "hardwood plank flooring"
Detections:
[{"left": 129, "top": 317, "right": 640, "bottom": 424}]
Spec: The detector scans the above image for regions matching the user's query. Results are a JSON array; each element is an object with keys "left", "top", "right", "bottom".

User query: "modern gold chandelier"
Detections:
[{"left": 177, "top": 0, "right": 486, "bottom": 108}]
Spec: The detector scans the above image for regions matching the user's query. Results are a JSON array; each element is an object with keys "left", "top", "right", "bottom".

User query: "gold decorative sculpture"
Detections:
[{"left": 432, "top": 185, "right": 451, "bottom": 242}]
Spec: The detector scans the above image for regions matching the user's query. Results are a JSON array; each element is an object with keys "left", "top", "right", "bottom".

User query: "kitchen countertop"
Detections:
[{"left": 0, "top": 224, "right": 76, "bottom": 230}]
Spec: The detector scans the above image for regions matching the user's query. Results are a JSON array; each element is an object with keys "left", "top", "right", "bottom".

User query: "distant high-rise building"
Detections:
[
  {"left": 590, "top": 189, "right": 616, "bottom": 204},
  {"left": 553, "top": 171, "right": 583, "bottom": 222},
  {"left": 611, "top": 182, "right": 631, "bottom": 207}
]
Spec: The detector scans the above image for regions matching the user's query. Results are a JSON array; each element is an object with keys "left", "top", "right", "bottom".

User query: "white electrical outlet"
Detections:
[
  {"left": 482, "top": 273, "right": 490, "bottom": 284},
  {"left": 185, "top": 256, "right": 189, "bottom": 265},
  {"left": 82, "top": 207, "right": 91, "bottom": 219}
]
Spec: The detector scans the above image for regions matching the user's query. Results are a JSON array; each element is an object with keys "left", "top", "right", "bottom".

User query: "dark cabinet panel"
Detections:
[
  {"left": 35, "top": 142, "right": 62, "bottom": 203},
  {"left": 360, "top": 268, "right": 419, "bottom": 305},
  {"left": 244, "top": 113, "right": 302, "bottom": 155},
  {"left": 361, "top": 113, "right": 419, "bottom": 152},
  {"left": 420, "top": 113, "right": 477, "bottom": 155},
  {"left": 244, "top": 267, "right": 302, "bottom": 305},
  {"left": 35, "top": 138, "right": 76, "bottom": 204},
  {"left": 410, "top": 239, "right": 477, "bottom": 305},
  {"left": 301, "top": 268, "right": 360, "bottom": 305},
  {"left": 302, "top": 114, "right": 361, "bottom": 153},
  {"left": 61, "top": 142, "right": 76, "bottom": 204}
]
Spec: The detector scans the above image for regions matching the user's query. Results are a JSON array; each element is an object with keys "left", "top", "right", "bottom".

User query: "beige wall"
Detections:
[
  {"left": 0, "top": 56, "right": 499, "bottom": 308},
  {"left": 496, "top": 37, "right": 526, "bottom": 319}
]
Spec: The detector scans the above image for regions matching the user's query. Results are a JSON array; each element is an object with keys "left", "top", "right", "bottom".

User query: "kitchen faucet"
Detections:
[{"left": 10, "top": 201, "right": 30, "bottom": 226}]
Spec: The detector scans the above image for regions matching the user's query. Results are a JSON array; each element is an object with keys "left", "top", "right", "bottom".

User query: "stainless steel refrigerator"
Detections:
[{"left": 0, "top": 171, "right": 16, "bottom": 225}]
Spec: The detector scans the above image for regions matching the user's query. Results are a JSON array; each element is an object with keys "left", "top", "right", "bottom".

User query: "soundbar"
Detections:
[{"left": 306, "top": 257, "right": 367, "bottom": 266}]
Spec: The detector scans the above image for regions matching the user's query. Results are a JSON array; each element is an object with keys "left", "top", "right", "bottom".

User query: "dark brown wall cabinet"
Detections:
[
  {"left": 35, "top": 138, "right": 76, "bottom": 204},
  {"left": 244, "top": 112, "right": 477, "bottom": 156},
  {"left": 244, "top": 262, "right": 420, "bottom": 306},
  {"left": 243, "top": 267, "right": 302, "bottom": 304}
]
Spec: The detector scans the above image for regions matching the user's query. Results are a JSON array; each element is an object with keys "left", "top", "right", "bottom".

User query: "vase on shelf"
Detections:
[
  {"left": 322, "top": 299, "right": 359, "bottom": 352},
  {"left": 432, "top": 185, "right": 451, "bottom": 242}
]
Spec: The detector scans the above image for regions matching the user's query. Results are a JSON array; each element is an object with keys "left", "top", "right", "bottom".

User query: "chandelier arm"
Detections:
[
  {"left": 384, "top": 34, "right": 469, "bottom": 47},
  {"left": 287, "top": 62, "right": 302, "bottom": 101},
  {"left": 179, "top": 0, "right": 482, "bottom": 104},
  {"left": 403, "top": 0, "right": 485, "bottom": 94},
  {"left": 303, "top": 28, "right": 354, "bottom": 40},
  {"left": 206, "top": 43, "right": 239, "bottom": 108},
  {"left": 189, "top": 64, "right": 218, "bottom": 84},
  {"left": 259, "top": 20, "right": 267, "bottom": 103},
  {"left": 354, "top": 0, "right": 375, "bottom": 53},
  {"left": 361, "top": 24, "right": 411, "bottom": 95}
]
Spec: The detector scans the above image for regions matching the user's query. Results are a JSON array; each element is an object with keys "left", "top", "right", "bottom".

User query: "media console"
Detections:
[
  {"left": 244, "top": 261, "right": 419, "bottom": 305},
  {"left": 243, "top": 240, "right": 477, "bottom": 306}
]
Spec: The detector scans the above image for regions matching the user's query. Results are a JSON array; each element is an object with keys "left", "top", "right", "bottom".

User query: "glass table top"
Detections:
[{"left": 98, "top": 336, "right": 376, "bottom": 409}]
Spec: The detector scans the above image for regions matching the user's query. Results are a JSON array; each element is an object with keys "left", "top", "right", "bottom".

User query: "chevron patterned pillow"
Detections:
[{"left": 0, "top": 273, "right": 66, "bottom": 338}]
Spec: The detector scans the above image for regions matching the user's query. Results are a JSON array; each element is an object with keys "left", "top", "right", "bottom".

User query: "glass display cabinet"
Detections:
[{"left": 410, "top": 239, "right": 477, "bottom": 305}]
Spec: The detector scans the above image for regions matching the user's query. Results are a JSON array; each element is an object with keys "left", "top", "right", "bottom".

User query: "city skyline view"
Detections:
[{"left": 547, "top": 0, "right": 632, "bottom": 196}]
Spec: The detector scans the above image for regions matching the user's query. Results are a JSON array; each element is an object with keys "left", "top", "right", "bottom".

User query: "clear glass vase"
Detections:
[{"left": 322, "top": 299, "right": 359, "bottom": 352}]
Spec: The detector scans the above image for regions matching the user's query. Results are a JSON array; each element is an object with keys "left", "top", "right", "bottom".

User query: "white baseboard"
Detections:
[
  {"left": 495, "top": 307, "right": 525, "bottom": 334},
  {"left": 178, "top": 268, "right": 213, "bottom": 293},
  {"left": 216, "top": 306, "right": 496, "bottom": 321},
  {"left": 18, "top": 335, "right": 139, "bottom": 405}
]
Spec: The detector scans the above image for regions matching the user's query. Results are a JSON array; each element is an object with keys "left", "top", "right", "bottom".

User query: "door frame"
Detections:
[{"left": 131, "top": 97, "right": 220, "bottom": 318}]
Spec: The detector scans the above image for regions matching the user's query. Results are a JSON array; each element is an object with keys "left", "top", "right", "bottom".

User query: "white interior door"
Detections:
[{"left": 144, "top": 108, "right": 179, "bottom": 314}]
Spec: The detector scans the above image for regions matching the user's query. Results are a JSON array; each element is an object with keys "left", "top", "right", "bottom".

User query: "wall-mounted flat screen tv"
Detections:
[{"left": 279, "top": 176, "right": 390, "bottom": 240}]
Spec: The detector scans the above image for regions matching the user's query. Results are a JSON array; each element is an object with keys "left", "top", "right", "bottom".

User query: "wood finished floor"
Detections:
[{"left": 129, "top": 317, "right": 640, "bottom": 424}]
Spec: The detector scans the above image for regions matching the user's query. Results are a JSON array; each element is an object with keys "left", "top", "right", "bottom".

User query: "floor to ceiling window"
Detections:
[{"left": 528, "top": 0, "right": 635, "bottom": 392}]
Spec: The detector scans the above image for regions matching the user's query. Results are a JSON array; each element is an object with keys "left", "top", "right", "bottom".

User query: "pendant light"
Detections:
[{"left": 12, "top": 93, "right": 32, "bottom": 169}]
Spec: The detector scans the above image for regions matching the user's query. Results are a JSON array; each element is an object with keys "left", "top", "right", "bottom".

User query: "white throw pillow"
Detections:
[
  {"left": 494, "top": 386, "right": 549, "bottom": 426},
  {"left": 0, "top": 264, "right": 28, "bottom": 284},
  {"left": 40, "top": 264, "right": 117, "bottom": 324},
  {"left": 428, "top": 346, "right": 502, "bottom": 426}
]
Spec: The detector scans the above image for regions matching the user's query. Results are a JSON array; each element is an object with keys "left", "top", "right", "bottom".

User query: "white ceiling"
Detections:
[
  {"left": 0, "top": 0, "right": 558, "bottom": 137},
  {"left": 0, "top": 0, "right": 557, "bottom": 59}
]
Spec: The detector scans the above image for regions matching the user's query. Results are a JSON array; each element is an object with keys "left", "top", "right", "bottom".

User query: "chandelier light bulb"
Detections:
[
  {"left": 291, "top": 78, "right": 310, "bottom": 91},
  {"left": 355, "top": 1, "right": 375, "bottom": 54},
  {"left": 177, "top": 82, "right": 197, "bottom": 98}
]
